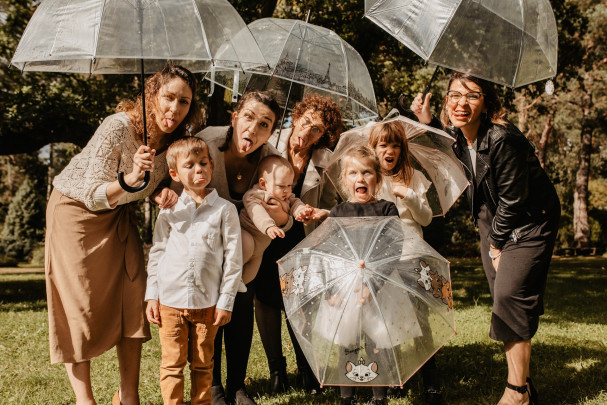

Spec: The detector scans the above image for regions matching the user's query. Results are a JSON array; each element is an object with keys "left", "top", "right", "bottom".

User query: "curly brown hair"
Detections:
[
  {"left": 117, "top": 64, "right": 202, "bottom": 141},
  {"left": 291, "top": 94, "right": 343, "bottom": 150}
]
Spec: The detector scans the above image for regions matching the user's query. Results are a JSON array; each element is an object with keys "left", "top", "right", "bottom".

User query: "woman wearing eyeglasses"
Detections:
[
  {"left": 255, "top": 94, "right": 343, "bottom": 395},
  {"left": 411, "top": 72, "right": 559, "bottom": 405}
]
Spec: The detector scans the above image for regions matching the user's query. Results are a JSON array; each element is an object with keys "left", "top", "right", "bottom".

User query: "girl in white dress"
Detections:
[{"left": 368, "top": 121, "right": 433, "bottom": 236}]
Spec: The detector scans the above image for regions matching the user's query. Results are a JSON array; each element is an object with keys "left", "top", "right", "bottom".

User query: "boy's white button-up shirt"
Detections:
[{"left": 145, "top": 188, "right": 243, "bottom": 311}]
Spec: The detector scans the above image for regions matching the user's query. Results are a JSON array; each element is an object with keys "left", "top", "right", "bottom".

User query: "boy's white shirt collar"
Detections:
[{"left": 177, "top": 187, "right": 218, "bottom": 207}]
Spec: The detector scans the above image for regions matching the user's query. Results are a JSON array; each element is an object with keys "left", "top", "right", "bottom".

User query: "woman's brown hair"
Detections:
[
  {"left": 218, "top": 90, "right": 281, "bottom": 153},
  {"left": 440, "top": 72, "right": 507, "bottom": 128},
  {"left": 117, "top": 64, "right": 202, "bottom": 140},
  {"left": 291, "top": 94, "right": 343, "bottom": 150},
  {"left": 368, "top": 121, "right": 414, "bottom": 186}
]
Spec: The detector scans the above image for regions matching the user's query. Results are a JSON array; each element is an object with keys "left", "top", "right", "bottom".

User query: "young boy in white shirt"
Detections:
[{"left": 145, "top": 137, "right": 242, "bottom": 405}]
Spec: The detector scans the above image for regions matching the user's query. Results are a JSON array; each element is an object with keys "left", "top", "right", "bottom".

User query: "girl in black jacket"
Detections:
[{"left": 411, "top": 72, "right": 560, "bottom": 405}]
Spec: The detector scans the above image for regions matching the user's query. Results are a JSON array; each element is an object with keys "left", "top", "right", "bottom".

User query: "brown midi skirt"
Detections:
[{"left": 45, "top": 190, "right": 150, "bottom": 364}]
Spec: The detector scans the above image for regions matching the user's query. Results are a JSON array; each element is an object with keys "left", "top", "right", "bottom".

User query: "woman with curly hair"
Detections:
[
  {"left": 254, "top": 94, "right": 343, "bottom": 395},
  {"left": 45, "top": 64, "right": 201, "bottom": 405}
]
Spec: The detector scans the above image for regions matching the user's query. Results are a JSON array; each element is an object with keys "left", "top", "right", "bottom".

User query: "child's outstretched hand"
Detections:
[
  {"left": 146, "top": 300, "right": 160, "bottom": 325},
  {"left": 213, "top": 308, "right": 232, "bottom": 326},
  {"left": 295, "top": 204, "right": 329, "bottom": 224},
  {"left": 266, "top": 225, "right": 285, "bottom": 239}
]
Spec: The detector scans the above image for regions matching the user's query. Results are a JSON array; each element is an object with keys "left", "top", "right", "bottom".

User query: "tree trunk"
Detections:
[
  {"left": 537, "top": 114, "right": 553, "bottom": 170},
  {"left": 573, "top": 93, "right": 592, "bottom": 249}
]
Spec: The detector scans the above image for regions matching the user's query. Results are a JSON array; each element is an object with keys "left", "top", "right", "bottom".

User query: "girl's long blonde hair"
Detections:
[{"left": 368, "top": 121, "right": 414, "bottom": 186}]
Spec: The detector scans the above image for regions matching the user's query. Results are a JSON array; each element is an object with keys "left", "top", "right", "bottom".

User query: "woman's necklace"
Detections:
[{"left": 232, "top": 159, "right": 251, "bottom": 182}]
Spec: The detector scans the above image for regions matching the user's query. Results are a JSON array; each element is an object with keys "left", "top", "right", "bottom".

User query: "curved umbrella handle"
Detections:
[{"left": 118, "top": 171, "right": 149, "bottom": 193}]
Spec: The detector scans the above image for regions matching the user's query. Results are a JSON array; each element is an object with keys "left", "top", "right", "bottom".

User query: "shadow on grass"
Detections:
[
  {"left": 450, "top": 257, "right": 607, "bottom": 324},
  {"left": 436, "top": 341, "right": 607, "bottom": 404},
  {"left": 245, "top": 376, "right": 342, "bottom": 405},
  {"left": 0, "top": 274, "right": 47, "bottom": 312},
  {"left": 243, "top": 339, "right": 607, "bottom": 404},
  {"left": 542, "top": 257, "right": 607, "bottom": 325}
]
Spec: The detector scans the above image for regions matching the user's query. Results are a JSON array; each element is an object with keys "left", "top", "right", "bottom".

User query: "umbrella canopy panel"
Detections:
[
  {"left": 207, "top": 18, "right": 378, "bottom": 123},
  {"left": 365, "top": 0, "right": 558, "bottom": 87},
  {"left": 325, "top": 115, "right": 469, "bottom": 217},
  {"left": 278, "top": 217, "right": 455, "bottom": 387},
  {"left": 11, "top": 0, "right": 267, "bottom": 74}
]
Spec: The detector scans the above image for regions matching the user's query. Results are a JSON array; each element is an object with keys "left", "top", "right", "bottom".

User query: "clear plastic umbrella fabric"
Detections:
[
  {"left": 11, "top": 0, "right": 267, "bottom": 74},
  {"left": 365, "top": 0, "right": 558, "bottom": 87},
  {"left": 325, "top": 114, "right": 469, "bottom": 217},
  {"left": 206, "top": 18, "right": 378, "bottom": 123},
  {"left": 277, "top": 216, "right": 455, "bottom": 387}
]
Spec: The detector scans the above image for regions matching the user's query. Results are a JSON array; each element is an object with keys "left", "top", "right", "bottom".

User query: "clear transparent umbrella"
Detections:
[
  {"left": 365, "top": 0, "right": 558, "bottom": 88},
  {"left": 11, "top": 0, "right": 267, "bottom": 191},
  {"left": 206, "top": 17, "right": 379, "bottom": 123},
  {"left": 277, "top": 216, "right": 455, "bottom": 387},
  {"left": 11, "top": 0, "right": 266, "bottom": 74},
  {"left": 325, "top": 114, "right": 469, "bottom": 217}
]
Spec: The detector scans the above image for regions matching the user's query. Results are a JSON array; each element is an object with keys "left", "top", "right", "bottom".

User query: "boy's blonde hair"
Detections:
[
  {"left": 166, "top": 137, "right": 210, "bottom": 170},
  {"left": 258, "top": 155, "right": 294, "bottom": 180},
  {"left": 339, "top": 145, "right": 382, "bottom": 195},
  {"left": 368, "top": 121, "right": 413, "bottom": 186}
]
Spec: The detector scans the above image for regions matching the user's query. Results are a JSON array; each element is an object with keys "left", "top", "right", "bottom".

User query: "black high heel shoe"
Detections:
[{"left": 527, "top": 377, "right": 539, "bottom": 405}]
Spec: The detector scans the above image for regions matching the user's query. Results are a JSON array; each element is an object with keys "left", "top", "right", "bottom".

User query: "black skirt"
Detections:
[{"left": 477, "top": 204, "right": 560, "bottom": 342}]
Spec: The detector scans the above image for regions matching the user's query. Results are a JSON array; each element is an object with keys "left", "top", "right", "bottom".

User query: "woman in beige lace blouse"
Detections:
[{"left": 45, "top": 64, "right": 201, "bottom": 405}]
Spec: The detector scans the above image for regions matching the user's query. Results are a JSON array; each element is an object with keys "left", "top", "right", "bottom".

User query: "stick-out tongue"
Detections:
[{"left": 240, "top": 138, "right": 253, "bottom": 153}]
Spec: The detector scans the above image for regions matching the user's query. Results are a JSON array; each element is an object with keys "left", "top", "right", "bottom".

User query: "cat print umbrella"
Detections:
[{"left": 277, "top": 216, "right": 456, "bottom": 387}]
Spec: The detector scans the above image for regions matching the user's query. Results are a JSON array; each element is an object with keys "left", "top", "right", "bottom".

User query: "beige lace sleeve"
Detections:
[{"left": 53, "top": 113, "right": 169, "bottom": 210}]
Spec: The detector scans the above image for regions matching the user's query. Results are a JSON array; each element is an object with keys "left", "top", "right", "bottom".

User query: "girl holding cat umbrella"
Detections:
[{"left": 326, "top": 145, "right": 398, "bottom": 405}]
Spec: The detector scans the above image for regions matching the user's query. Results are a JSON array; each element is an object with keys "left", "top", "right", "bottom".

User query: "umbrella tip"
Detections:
[{"left": 358, "top": 260, "right": 365, "bottom": 269}]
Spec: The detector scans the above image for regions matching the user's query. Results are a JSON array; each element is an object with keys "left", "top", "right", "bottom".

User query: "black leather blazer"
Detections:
[{"left": 446, "top": 120, "right": 560, "bottom": 249}]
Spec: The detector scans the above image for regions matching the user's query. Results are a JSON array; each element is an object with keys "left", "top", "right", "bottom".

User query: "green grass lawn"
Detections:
[{"left": 1, "top": 257, "right": 606, "bottom": 404}]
